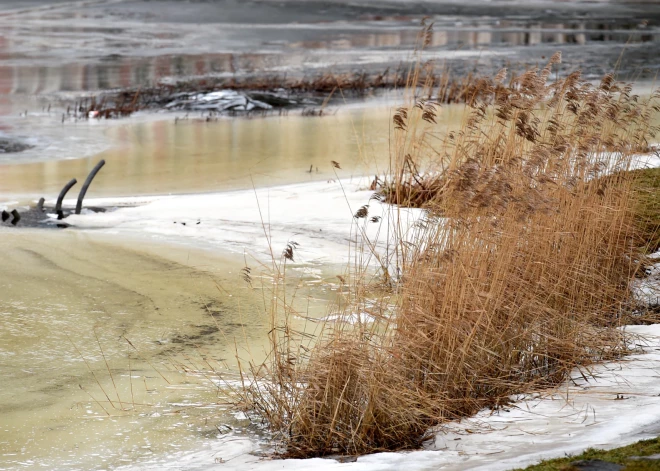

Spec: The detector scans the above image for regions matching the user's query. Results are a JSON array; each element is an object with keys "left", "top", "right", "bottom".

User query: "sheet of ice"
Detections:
[
  {"left": 318, "top": 311, "right": 376, "bottom": 324},
  {"left": 60, "top": 178, "right": 424, "bottom": 267},
  {"left": 112, "top": 324, "right": 660, "bottom": 471},
  {"left": 632, "top": 249, "right": 660, "bottom": 307},
  {"left": 58, "top": 147, "right": 660, "bottom": 267},
  {"left": 631, "top": 150, "right": 660, "bottom": 171}
]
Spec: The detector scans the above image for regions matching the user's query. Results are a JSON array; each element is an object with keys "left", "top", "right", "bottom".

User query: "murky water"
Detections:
[
  {"left": 0, "top": 229, "right": 340, "bottom": 470},
  {"left": 0, "top": 103, "right": 464, "bottom": 198},
  {"left": 0, "top": 106, "right": 391, "bottom": 197}
]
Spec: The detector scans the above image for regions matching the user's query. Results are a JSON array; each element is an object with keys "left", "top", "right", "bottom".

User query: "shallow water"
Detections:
[
  {"left": 0, "top": 106, "right": 391, "bottom": 197},
  {"left": 0, "top": 229, "right": 340, "bottom": 470},
  {"left": 0, "top": 103, "right": 464, "bottom": 198}
]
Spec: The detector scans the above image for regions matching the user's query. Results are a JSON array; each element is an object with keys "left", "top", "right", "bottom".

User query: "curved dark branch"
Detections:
[
  {"left": 56, "top": 178, "right": 77, "bottom": 220},
  {"left": 76, "top": 159, "right": 106, "bottom": 214}
]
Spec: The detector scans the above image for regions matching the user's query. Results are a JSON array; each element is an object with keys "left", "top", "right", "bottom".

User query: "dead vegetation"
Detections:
[
  {"left": 90, "top": 66, "right": 483, "bottom": 117},
  {"left": 238, "top": 24, "right": 660, "bottom": 458},
  {"left": 119, "top": 68, "right": 474, "bottom": 103},
  {"left": 66, "top": 90, "right": 142, "bottom": 121}
]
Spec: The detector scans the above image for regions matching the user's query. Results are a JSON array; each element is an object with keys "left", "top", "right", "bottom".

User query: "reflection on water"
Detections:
[
  {"left": 0, "top": 230, "right": 336, "bottom": 470},
  {"left": 0, "top": 54, "right": 272, "bottom": 95},
  {"left": 0, "top": 16, "right": 655, "bottom": 94},
  {"left": 296, "top": 20, "right": 657, "bottom": 50},
  {"left": 0, "top": 104, "right": 465, "bottom": 197},
  {"left": 0, "top": 107, "right": 375, "bottom": 196}
]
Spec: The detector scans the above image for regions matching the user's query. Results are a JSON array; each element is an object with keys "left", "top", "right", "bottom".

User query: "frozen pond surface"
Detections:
[
  {"left": 0, "top": 229, "right": 343, "bottom": 470},
  {"left": 0, "top": 0, "right": 657, "bottom": 97},
  {"left": 0, "top": 1, "right": 659, "bottom": 470}
]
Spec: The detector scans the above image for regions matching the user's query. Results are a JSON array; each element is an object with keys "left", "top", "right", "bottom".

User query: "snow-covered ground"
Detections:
[
  {"left": 111, "top": 324, "right": 660, "bottom": 471},
  {"left": 633, "top": 250, "right": 660, "bottom": 308},
  {"left": 59, "top": 177, "right": 424, "bottom": 267},
  {"left": 54, "top": 150, "right": 660, "bottom": 267}
]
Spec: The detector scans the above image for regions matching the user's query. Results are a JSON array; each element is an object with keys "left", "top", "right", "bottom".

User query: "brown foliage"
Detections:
[{"left": 240, "top": 53, "right": 660, "bottom": 458}]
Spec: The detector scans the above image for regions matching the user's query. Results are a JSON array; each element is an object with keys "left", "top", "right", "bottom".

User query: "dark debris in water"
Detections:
[
  {"left": 163, "top": 89, "right": 307, "bottom": 113},
  {"left": 84, "top": 69, "right": 413, "bottom": 118},
  {"left": 2, "top": 204, "right": 108, "bottom": 229},
  {"left": 0, "top": 138, "right": 33, "bottom": 154},
  {"left": 170, "top": 324, "right": 220, "bottom": 345}
]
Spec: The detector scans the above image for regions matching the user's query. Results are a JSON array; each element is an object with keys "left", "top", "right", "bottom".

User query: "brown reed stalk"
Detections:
[{"left": 240, "top": 47, "right": 660, "bottom": 458}]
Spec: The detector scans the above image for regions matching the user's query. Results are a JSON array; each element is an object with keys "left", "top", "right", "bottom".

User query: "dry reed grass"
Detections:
[
  {"left": 103, "top": 66, "right": 481, "bottom": 113},
  {"left": 239, "top": 33, "right": 660, "bottom": 457}
]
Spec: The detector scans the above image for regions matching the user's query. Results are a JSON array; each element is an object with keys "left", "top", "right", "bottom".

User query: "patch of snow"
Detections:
[
  {"left": 60, "top": 178, "right": 424, "bottom": 267},
  {"left": 631, "top": 151, "right": 660, "bottom": 171},
  {"left": 115, "top": 324, "right": 660, "bottom": 471},
  {"left": 165, "top": 89, "right": 274, "bottom": 112},
  {"left": 318, "top": 312, "right": 375, "bottom": 324},
  {"left": 632, "top": 252, "right": 660, "bottom": 307}
]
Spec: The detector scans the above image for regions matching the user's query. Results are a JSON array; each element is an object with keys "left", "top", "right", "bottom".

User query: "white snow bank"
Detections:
[
  {"left": 632, "top": 250, "right": 660, "bottom": 307},
  {"left": 116, "top": 324, "right": 660, "bottom": 471},
  {"left": 56, "top": 148, "right": 660, "bottom": 269},
  {"left": 631, "top": 150, "right": 660, "bottom": 171},
  {"left": 59, "top": 178, "right": 424, "bottom": 267}
]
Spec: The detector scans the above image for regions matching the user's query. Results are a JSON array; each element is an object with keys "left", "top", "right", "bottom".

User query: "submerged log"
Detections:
[
  {"left": 56, "top": 178, "right": 77, "bottom": 220},
  {"left": 75, "top": 160, "right": 105, "bottom": 214}
]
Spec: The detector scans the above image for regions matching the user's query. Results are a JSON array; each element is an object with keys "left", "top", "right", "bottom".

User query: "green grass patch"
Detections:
[
  {"left": 513, "top": 437, "right": 660, "bottom": 470},
  {"left": 632, "top": 167, "right": 660, "bottom": 254},
  {"left": 515, "top": 167, "right": 660, "bottom": 471}
]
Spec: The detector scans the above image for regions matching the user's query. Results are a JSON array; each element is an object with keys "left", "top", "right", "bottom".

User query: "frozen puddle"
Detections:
[{"left": 112, "top": 324, "right": 660, "bottom": 471}]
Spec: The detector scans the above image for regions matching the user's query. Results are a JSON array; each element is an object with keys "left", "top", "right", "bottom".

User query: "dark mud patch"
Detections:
[
  {"left": 198, "top": 300, "right": 225, "bottom": 320},
  {"left": 77, "top": 68, "right": 477, "bottom": 119},
  {"left": 3, "top": 203, "right": 109, "bottom": 229},
  {"left": 160, "top": 300, "right": 229, "bottom": 347},
  {"left": 170, "top": 324, "right": 221, "bottom": 345}
]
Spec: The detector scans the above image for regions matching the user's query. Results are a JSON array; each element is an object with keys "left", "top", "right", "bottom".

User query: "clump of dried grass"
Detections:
[
  {"left": 101, "top": 59, "right": 482, "bottom": 112},
  {"left": 240, "top": 48, "right": 660, "bottom": 458}
]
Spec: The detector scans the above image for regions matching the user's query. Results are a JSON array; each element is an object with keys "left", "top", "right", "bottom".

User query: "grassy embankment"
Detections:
[
  {"left": 513, "top": 168, "right": 660, "bottom": 470},
  {"left": 237, "top": 28, "right": 660, "bottom": 458},
  {"left": 632, "top": 167, "right": 660, "bottom": 255},
  {"left": 515, "top": 437, "right": 660, "bottom": 470}
]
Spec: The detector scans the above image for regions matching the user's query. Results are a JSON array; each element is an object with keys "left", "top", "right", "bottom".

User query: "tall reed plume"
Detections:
[{"left": 240, "top": 42, "right": 660, "bottom": 457}]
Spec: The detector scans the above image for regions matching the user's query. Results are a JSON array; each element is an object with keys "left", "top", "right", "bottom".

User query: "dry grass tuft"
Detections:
[{"left": 239, "top": 49, "right": 660, "bottom": 458}]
